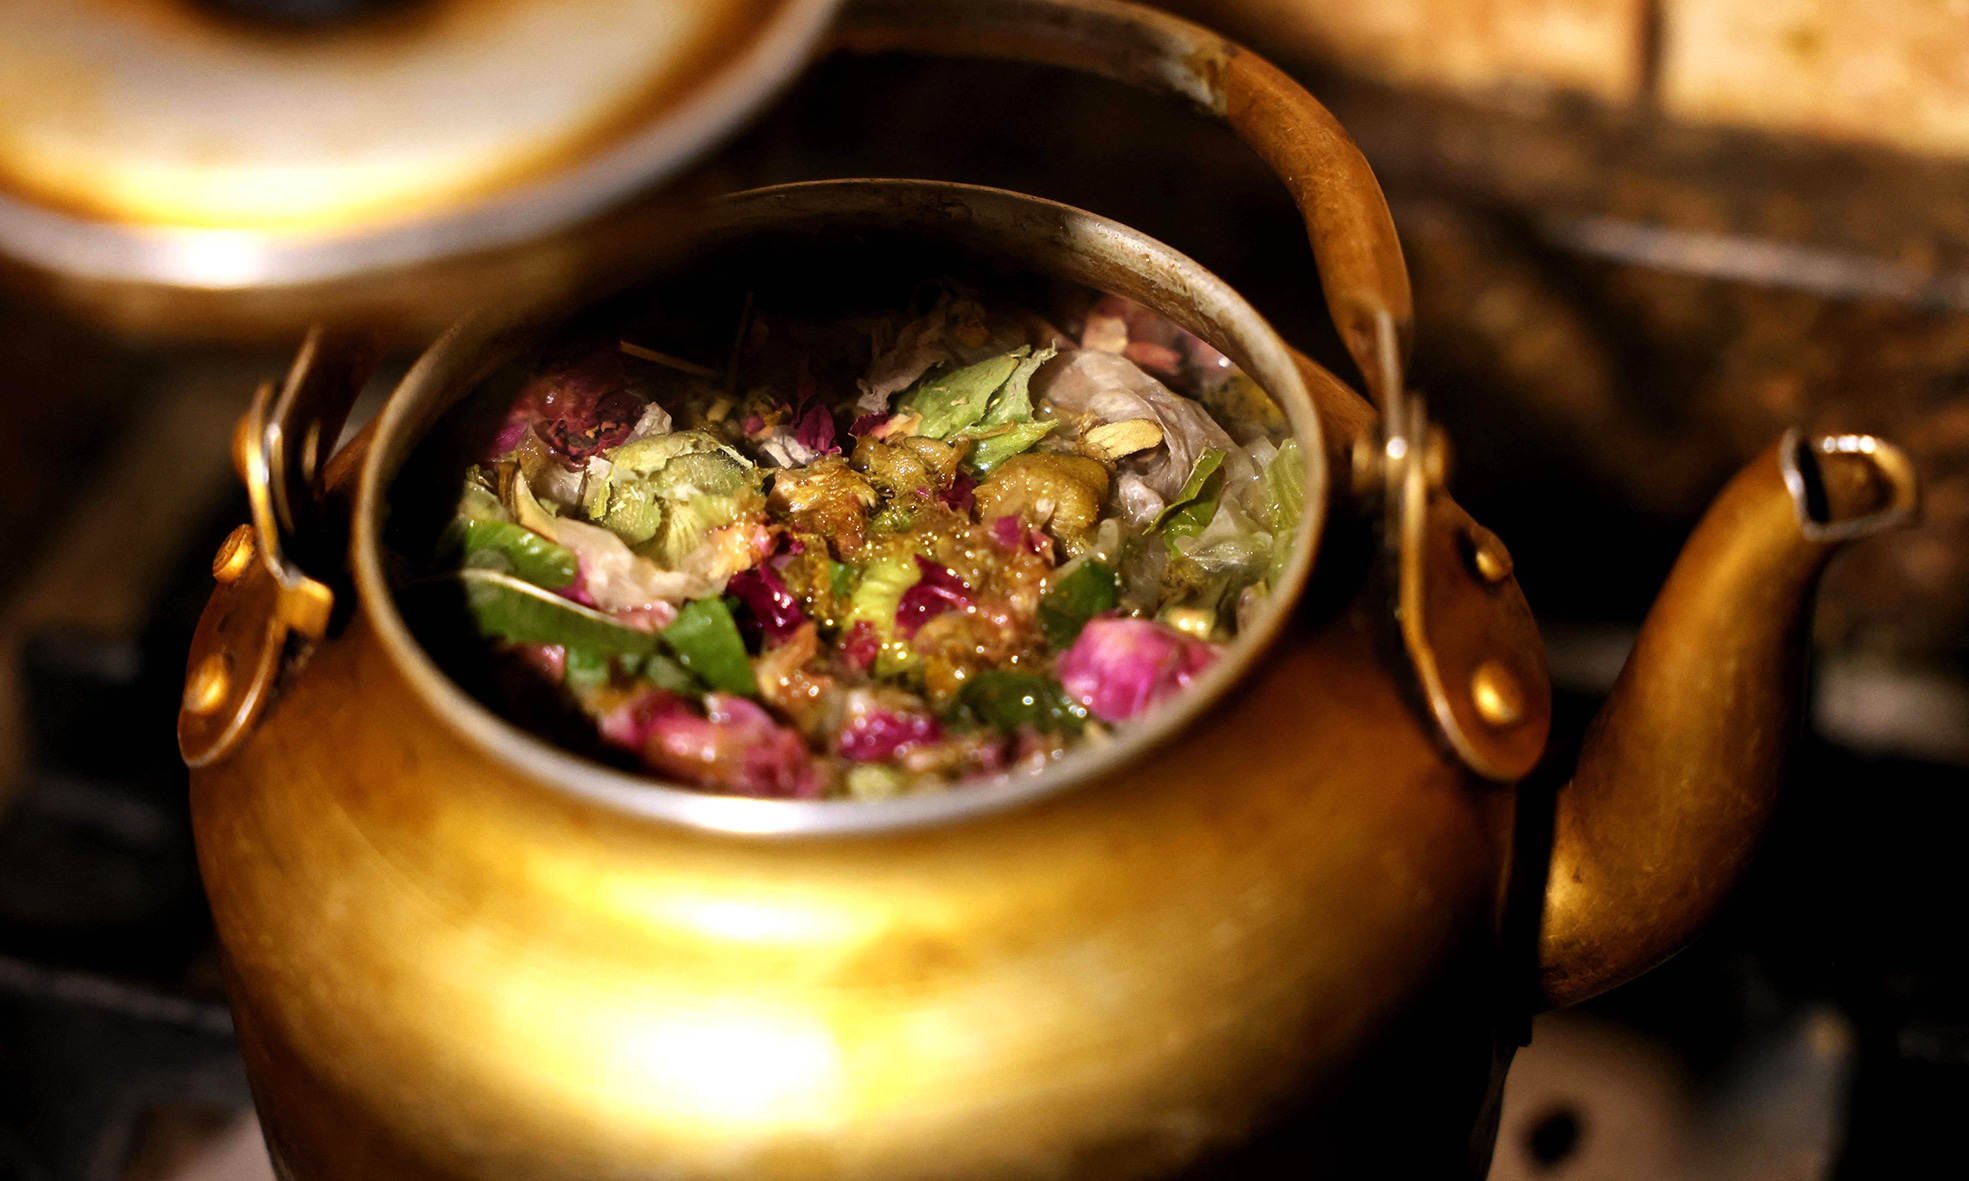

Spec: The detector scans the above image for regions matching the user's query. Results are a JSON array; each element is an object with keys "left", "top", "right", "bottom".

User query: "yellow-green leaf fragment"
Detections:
[
  {"left": 459, "top": 518, "right": 578, "bottom": 589},
  {"left": 964, "top": 420, "right": 1057, "bottom": 475},
  {"left": 979, "top": 345, "right": 1056, "bottom": 426},
  {"left": 1261, "top": 439, "right": 1306, "bottom": 582},
  {"left": 900, "top": 350, "right": 1025, "bottom": 438}
]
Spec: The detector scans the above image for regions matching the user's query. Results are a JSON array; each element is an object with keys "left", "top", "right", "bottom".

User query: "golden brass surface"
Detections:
[
  {"left": 180, "top": 1, "right": 1920, "bottom": 1175},
  {"left": 211, "top": 524, "right": 256, "bottom": 585},
  {"left": 206, "top": 599, "right": 1512, "bottom": 1180}
]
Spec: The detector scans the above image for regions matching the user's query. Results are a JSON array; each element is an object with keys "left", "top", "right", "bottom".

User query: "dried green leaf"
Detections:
[
  {"left": 458, "top": 569, "right": 658, "bottom": 658},
  {"left": 964, "top": 420, "right": 1057, "bottom": 475},
  {"left": 899, "top": 350, "right": 1025, "bottom": 438},
  {"left": 980, "top": 345, "right": 1056, "bottom": 426},
  {"left": 563, "top": 646, "right": 614, "bottom": 692},
  {"left": 661, "top": 596, "right": 757, "bottom": 696},
  {"left": 1154, "top": 447, "right": 1228, "bottom": 550},
  {"left": 1260, "top": 438, "right": 1306, "bottom": 583},
  {"left": 1039, "top": 559, "right": 1119, "bottom": 649},
  {"left": 949, "top": 671, "right": 1087, "bottom": 735},
  {"left": 458, "top": 518, "right": 578, "bottom": 589}
]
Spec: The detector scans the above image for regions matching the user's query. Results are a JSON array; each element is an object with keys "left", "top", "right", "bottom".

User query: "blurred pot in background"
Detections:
[{"left": 0, "top": 0, "right": 841, "bottom": 340}]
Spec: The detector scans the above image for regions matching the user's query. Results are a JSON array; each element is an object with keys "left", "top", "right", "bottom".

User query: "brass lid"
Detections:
[{"left": 0, "top": 0, "right": 839, "bottom": 287}]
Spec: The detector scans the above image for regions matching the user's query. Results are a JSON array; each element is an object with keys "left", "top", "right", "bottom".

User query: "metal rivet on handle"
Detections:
[
  {"left": 212, "top": 524, "right": 257, "bottom": 584},
  {"left": 1471, "top": 660, "right": 1525, "bottom": 728},
  {"left": 1463, "top": 525, "right": 1514, "bottom": 585},
  {"left": 183, "top": 653, "right": 233, "bottom": 716}
]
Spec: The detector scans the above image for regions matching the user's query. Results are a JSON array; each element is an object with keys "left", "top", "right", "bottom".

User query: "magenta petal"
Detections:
[
  {"left": 728, "top": 566, "right": 807, "bottom": 645},
  {"left": 795, "top": 404, "right": 840, "bottom": 456},
  {"left": 939, "top": 471, "right": 975, "bottom": 513},
  {"left": 487, "top": 410, "right": 531, "bottom": 459},
  {"left": 554, "top": 556, "right": 598, "bottom": 607},
  {"left": 1123, "top": 340, "right": 1184, "bottom": 377},
  {"left": 768, "top": 533, "right": 806, "bottom": 571},
  {"left": 1056, "top": 618, "right": 1219, "bottom": 723},
  {"left": 597, "top": 688, "right": 681, "bottom": 750},
  {"left": 628, "top": 692, "right": 819, "bottom": 798},
  {"left": 517, "top": 644, "right": 566, "bottom": 682},
  {"left": 896, "top": 555, "right": 974, "bottom": 637},
  {"left": 837, "top": 700, "right": 943, "bottom": 762},
  {"left": 525, "top": 352, "right": 642, "bottom": 461},
  {"left": 612, "top": 602, "right": 679, "bottom": 633},
  {"left": 840, "top": 621, "right": 880, "bottom": 671}
]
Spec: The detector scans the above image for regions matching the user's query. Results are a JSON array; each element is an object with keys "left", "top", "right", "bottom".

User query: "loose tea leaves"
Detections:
[{"left": 401, "top": 286, "right": 1300, "bottom": 799}]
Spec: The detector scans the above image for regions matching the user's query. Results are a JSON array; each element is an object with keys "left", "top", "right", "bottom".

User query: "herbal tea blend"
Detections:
[{"left": 405, "top": 285, "right": 1304, "bottom": 799}]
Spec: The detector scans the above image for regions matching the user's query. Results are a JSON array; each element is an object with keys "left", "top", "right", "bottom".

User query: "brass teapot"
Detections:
[{"left": 178, "top": 1, "right": 1919, "bottom": 1177}]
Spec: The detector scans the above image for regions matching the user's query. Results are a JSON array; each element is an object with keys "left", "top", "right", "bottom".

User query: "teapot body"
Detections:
[
  {"left": 195, "top": 577, "right": 1515, "bottom": 1180},
  {"left": 175, "top": 149, "right": 1567, "bottom": 1175}
]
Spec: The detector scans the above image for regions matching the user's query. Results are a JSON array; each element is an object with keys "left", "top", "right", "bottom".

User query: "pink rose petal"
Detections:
[
  {"left": 604, "top": 690, "right": 819, "bottom": 798},
  {"left": 896, "top": 555, "right": 973, "bottom": 638},
  {"left": 728, "top": 566, "right": 808, "bottom": 646},
  {"left": 836, "top": 694, "right": 943, "bottom": 762},
  {"left": 1056, "top": 617, "right": 1219, "bottom": 723}
]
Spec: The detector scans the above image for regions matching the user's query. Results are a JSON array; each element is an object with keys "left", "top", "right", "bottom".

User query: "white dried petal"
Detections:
[
  {"left": 625, "top": 402, "right": 673, "bottom": 442},
  {"left": 1081, "top": 314, "right": 1129, "bottom": 353}
]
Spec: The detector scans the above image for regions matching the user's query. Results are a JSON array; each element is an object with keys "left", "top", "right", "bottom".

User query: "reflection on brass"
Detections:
[
  {"left": 177, "top": 1, "right": 1921, "bottom": 1176},
  {"left": 1781, "top": 429, "right": 1920, "bottom": 543},
  {"left": 1423, "top": 428, "right": 1450, "bottom": 488},
  {"left": 182, "top": 653, "right": 231, "bottom": 717},
  {"left": 1350, "top": 434, "right": 1381, "bottom": 497},
  {"left": 1465, "top": 524, "right": 1513, "bottom": 584},
  {"left": 211, "top": 525, "right": 256, "bottom": 585},
  {"left": 230, "top": 409, "right": 254, "bottom": 486},
  {"left": 1471, "top": 660, "right": 1525, "bottom": 727}
]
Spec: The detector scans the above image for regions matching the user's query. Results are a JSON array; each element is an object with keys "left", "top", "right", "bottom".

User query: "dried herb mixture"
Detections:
[{"left": 408, "top": 285, "right": 1304, "bottom": 799}]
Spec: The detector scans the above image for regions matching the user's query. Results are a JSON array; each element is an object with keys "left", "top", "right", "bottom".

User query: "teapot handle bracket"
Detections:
[
  {"left": 178, "top": 326, "right": 385, "bottom": 768},
  {"left": 1361, "top": 311, "right": 1551, "bottom": 783}
]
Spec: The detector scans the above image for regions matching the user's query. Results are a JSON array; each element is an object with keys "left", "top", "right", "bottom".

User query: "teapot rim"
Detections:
[{"left": 350, "top": 178, "right": 1330, "bottom": 837}]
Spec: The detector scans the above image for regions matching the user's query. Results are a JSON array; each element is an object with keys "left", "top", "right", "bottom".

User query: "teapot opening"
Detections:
[
  {"left": 352, "top": 182, "right": 1332, "bottom": 836},
  {"left": 1781, "top": 429, "right": 1921, "bottom": 544}
]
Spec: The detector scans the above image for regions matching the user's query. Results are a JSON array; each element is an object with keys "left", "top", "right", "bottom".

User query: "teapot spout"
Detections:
[{"left": 1538, "top": 431, "right": 1918, "bottom": 1007}]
